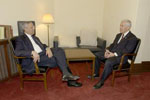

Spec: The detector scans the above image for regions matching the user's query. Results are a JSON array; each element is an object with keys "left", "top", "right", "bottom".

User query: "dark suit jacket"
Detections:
[
  {"left": 14, "top": 34, "right": 48, "bottom": 73},
  {"left": 107, "top": 31, "right": 137, "bottom": 63}
]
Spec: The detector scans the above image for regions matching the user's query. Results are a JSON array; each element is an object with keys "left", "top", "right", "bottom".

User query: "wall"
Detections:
[
  {"left": 0, "top": 0, "right": 104, "bottom": 47},
  {"left": 53, "top": 0, "right": 104, "bottom": 37},
  {"left": 134, "top": 0, "right": 150, "bottom": 62},
  {"left": 103, "top": 0, "right": 150, "bottom": 63},
  {"left": 0, "top": 0, "right": 54, "bottom": 45},
  {"left": 102, "top": 0, "right": 139, "bottom": 45},
  {"left": 102, "top": 0, "right": 144, "bottom": 62},
  {"left": 0, "top": 0, "right": 149, "bottom": 62}
]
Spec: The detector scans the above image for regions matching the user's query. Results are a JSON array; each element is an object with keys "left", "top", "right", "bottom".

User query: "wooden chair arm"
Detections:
[
  {"left": 34, "top": 63, "right": 40, "bottom": 74},
  {"left": 14, "top": 56, "right": 26, "bottom": 59},
  {"left": 14, "top": 56, "right": 40, "bottom": 74},
  {"left": 118, "top": 53, "right": 136, "bottom": 70}
]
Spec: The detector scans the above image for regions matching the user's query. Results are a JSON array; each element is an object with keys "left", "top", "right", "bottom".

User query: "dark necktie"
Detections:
[
  {"left": 121, "top": 34, "right": 124, "bottom": 39},
  {"left": 119, "top": 34, "right": 124, "bottom": 43}
]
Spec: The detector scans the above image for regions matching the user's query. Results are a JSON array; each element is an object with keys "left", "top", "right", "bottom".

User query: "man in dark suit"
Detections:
[
  {"left": 14, "top": 22, "right": 82, "bottom": 87},
  {"left": 91, "top": 19, "right": 138, "bottom": 89}
]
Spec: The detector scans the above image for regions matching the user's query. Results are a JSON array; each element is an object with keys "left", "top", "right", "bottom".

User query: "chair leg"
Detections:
[
  {"left": 128, "top": 74, "right": 131, "bottom": 82},
  {"left": 20, "top": 75, "right": 24, "bottom": 90},
  {"left": 128, "top": 70, "right": 131, "bottom": 82},
  {"left": 111, "top": 71, "right": 115, "bottom": 87},
  {"left": 43, "top": 73, "right": 48, "bottom": 91},
  {"left": 50, "top": 70, "right": 54, "bottom": 78},
  {"left": 128, "top": 67, "right": 133, "bottom": 82}
]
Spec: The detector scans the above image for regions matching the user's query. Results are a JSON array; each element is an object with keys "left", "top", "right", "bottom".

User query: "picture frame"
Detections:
[
  {"left": 0, "top": 25, "right": 13, "bottom": 39},
  {"left": 0, "top": 26, "right": 5, "bottom": 39}
]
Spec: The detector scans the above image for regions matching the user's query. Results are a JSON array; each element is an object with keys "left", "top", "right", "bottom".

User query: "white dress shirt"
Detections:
[{"left": 25, "top": 33, "right": 42, "bottom": 53}]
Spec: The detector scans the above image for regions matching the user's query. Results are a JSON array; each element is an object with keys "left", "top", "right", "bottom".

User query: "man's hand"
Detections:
[
  {"left": 31, "top": 51, "right": 40, "bottom": 63},
  {"left": 104, "top": 49, "right": 115, "bottom": 58},
  {"left": 107, "top": 52, "right": 115, "bottom": 58},
  {"left": 104, "top": 49, "right": 110, "bottom": 58},
  {"left": 46, "top": 47, "right": 53, "bottom": 58}
]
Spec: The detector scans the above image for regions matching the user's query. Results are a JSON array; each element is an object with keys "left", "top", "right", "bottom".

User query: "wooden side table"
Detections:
[{"left": 65, "top": 49, "right": 95, "bottom": 80}]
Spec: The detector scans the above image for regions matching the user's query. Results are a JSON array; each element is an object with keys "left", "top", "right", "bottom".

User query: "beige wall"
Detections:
[
  {"left": 102, "top": 0, "right": 150, "bottom": 63},
  {"left": 102, "top": 0, "right": 139, "bottom": 45},
  {"left": 0, "top": 0, "right": 54, "bottom": 45},
  {"left": 103, "top": 0, "right": 143, "bottom": 62},
  {"left": 134, "top": 0, "right": 150, "bottom": 62},
  {"left": 0, "top": 0, "right": 149, "bottom": 62},
  {"left": 0, "top": 0, "right": 104, "bottom": 47},
  {"left": 53, "top": 0, "right": 104, "bottom": 37}
]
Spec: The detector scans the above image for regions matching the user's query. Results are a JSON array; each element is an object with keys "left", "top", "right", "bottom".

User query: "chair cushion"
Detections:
[
  {"left": 80, "top": 29, "right": 97, "bottom": 46},
  {"left": 22, "top": 67, "right": 48, "bottom": 74},
  {"left": 59, "top": 34, "right": 77, "bottom": 48},
  {"left": 113, "top": 62, "right": 130, "bottom": 70},
  {"left": 39, "top": 67, "right": 48, "bottom": 73}
]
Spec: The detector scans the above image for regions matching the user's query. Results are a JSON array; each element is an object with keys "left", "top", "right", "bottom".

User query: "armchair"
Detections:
[
  {"left": 9, "top": 36, "right": 49, "bottom": 90},
  {"left": 111, "top": 38, "right": 141, "bottom": 86},
  {"left": 8, "top": 21, "right": 50, "bottom": 90},
  {"left": 76, "top": 36, "right": 106, "bottom": 53},
  {"left": 53, "top": 36, "right": 106, "bottom": 53}
]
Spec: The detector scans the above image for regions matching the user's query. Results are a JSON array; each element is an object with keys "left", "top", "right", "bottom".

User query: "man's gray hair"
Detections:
[
  {"left": 22, "top": 22, "right": 34, "bottom": 30},
  {"left": 122, "top": 19, "right": 132, "bottom": 28}
]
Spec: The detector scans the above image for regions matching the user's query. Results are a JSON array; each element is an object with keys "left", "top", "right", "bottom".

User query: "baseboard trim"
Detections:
[{"left": 131, "top": 61, "right": 150, "bottom": 74}]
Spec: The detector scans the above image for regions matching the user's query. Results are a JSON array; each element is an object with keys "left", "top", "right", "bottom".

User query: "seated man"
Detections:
[
  {"left": 14, "top": 22, "right": 82, "bottom": 87},
  {"left": 91, "top": 19, "right": 138, "bottom": 89}
]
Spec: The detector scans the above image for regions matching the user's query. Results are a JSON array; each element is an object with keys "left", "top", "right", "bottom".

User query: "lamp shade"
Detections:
[{"left": 42, "top": 14, "right": 54, "bottom": 24}]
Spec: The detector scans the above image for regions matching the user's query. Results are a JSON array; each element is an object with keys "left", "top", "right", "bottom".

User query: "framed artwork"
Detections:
[
  {"left": 0, "top": 26, "right": 5, "bottom": 39},
  {"left": 0, "top": 25, "right": 13, "bottom": 39}
]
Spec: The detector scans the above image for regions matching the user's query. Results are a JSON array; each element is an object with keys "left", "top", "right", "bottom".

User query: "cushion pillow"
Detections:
[
  {"left": 80, "top": 29, "right": 97, "bottom": 46},
  {"left": 59, "top": 34, "right": 77, "bottom": 47}
]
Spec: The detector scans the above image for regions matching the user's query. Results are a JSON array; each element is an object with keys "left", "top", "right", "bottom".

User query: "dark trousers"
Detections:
[
  {"left": 94, "top": 51, "right": 120, "bottom": 82},
  {"left": 38, "top": 48, "right": 70, "bottom": 75}
]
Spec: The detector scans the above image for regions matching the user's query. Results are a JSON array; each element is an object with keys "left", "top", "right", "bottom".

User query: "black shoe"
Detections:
[
  {"left": 88, "top": 74, "right": 99, "bottom": 79},
  {"left": 93, "top": 81, "right": 104, "bottom": 89},
  {"left": 62, "top": 75, "right": 80, "bottom": 81},
  {"left": 67, "top": 81, "right": 82, "bottom": 87}
]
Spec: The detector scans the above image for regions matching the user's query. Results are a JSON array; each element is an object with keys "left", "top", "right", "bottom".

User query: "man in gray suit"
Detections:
[
  {"left": 92, "top": 19, "right": 138, "bottom": 89},
  {"left": 15, "top": 22, "right": 82, "bottom": 87}
]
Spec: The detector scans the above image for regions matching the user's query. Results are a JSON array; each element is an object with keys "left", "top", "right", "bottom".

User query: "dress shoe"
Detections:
[
  {"left": 62, "top": 75, "right": 80, "bottom": 81},
  {"left": 67, "top": 81, "right": 82, "bottom": 87},
  {"left": 93, "top": 81, "right": 104, "bottom": 89},
  {"left": 87, "top": 74, "right": 99, "bottom": 79}
]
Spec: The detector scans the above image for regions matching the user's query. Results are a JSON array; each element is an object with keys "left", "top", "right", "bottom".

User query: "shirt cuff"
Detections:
[{"left": 114, "top": 52, "right": 118, "bottom": 56}]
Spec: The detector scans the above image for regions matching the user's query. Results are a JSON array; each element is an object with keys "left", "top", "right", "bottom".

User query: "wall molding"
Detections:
[{"left": 132, "top": 61, "right": 150, "bottom": 74}]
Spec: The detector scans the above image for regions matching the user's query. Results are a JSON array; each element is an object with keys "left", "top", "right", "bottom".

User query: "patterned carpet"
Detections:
[{"left": 0, "top": 62, "right": 150, "bottom": 100}]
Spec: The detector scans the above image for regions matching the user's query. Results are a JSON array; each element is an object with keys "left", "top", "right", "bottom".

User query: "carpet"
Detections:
[{"left": 0, "top": 62, "right": 150, "bottom": 100}]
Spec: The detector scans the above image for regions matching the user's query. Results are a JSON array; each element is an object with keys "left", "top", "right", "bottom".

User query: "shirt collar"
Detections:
[
  {"left": 25, "top": 33, "right": 32, "bottom": 38},
  {"left": 123, "top": 31, "right": 129, "bottom": 37}
]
